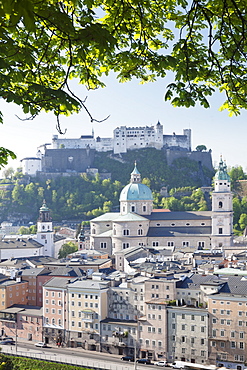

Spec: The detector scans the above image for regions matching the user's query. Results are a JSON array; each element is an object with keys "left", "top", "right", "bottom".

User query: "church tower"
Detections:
[
  {"left": 36, "top": 201, "right": 54, "bottom": 257},
  {"left": 211, "top": 158, "right": 233, "bottom": 250}
]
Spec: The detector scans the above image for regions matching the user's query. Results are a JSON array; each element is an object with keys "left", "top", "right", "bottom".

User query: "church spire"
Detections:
[{"left": 130, "top": 161, "right": 141, "bottom": 183}]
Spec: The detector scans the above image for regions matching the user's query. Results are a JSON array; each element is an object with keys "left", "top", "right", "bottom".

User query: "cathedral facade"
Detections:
[{"left": 90, "top": 159, "right": 233, "bottom": 262}]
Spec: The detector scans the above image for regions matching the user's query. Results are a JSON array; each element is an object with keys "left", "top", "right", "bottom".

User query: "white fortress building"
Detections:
[
  {"left": 20, "top": 122, "right": 194, "bottom": 176},
  {"left": 50, "top": 122, "right": 191, "bottom": 154}
]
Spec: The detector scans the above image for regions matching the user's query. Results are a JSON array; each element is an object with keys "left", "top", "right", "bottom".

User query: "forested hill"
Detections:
[
  {"left": 0, "top": 149, "right": 214, "bottom": 224},
  {"left": 93, "top": 148, "right": 214, "bottom": 190}
]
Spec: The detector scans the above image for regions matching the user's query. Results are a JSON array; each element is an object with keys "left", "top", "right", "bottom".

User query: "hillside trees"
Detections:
[{"left": 1, "top": 0, "right": 247, "bottom": 166}]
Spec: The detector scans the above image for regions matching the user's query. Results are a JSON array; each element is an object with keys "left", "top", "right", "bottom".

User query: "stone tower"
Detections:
[
  {"left": 36, "top": 201, "right": 54, "bottom": 257},
  {"left": 211, "top": 158, "right": 233, "bottom": 250}
]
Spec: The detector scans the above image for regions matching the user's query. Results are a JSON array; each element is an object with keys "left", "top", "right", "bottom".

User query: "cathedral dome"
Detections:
[
  {"left": 119, "top": 163, "right": 153, "bottom": 201},
  {"left": 120, "top": 182, "right": 153, "bottom": 201}
]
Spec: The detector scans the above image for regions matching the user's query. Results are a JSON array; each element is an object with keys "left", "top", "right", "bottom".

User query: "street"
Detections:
[{"left": 0, "top": 342, "right": 163, "bottom": 370}]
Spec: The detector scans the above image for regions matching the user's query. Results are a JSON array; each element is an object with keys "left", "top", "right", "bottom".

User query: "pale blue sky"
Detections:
[{"left": 1, "top": 73, "right": 247, "bottom": 174}]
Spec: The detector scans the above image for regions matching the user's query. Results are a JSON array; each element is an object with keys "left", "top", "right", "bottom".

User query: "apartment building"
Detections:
[
  {"left": 167, "top": 306, "right": 209, "bottom": 364},
  {"left": 0, "top": 279, "right": 28, "bottom": 309},
  {"left": 43, "top": 277, "right": 71, "bottom": 345},
  {"left": 208, "top": 276, "right": 247, "bottom": 370},
  {"left": 67, "top": 274, "right": 109, "bottom": 350}
]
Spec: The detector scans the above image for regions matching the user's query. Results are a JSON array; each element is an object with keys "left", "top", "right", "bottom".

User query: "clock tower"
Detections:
[
  {"left": 211, "top": 158, "right": 233, "bottom": 250},
  {"left": 36, "top": 201, "right": 54, "bottom": 257}
]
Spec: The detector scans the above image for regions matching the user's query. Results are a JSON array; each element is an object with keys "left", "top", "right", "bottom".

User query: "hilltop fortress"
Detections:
[{"left": 21, "top": 122, "right": 213, "bottom": 176}]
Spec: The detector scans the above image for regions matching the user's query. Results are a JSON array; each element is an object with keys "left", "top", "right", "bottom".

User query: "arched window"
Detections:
[
  {"left": 123, "top": 229, "right": 129, "bottom": 236},
  {"left": 219, "top": 201, "right": 223, "bottom": 208},
  {"left": 138, "top": 229, "right": 143, "bottom": 235},
  {"left": 131, "top": 205, "right": 135, "bottom": 212},
  {"left": 52, "top": 318, "right": 55, "bottom": 325},
  {"left": 92, "top": 228, "right": 95, "bottom": 234}
]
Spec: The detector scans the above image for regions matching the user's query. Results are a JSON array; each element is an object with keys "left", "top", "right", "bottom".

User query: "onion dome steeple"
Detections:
[
  {"left": 215, "top": 157, "right": 230, "bottom": 182},
  {"left": 38, "top": 200, "right": 52, "bottom": 222}
]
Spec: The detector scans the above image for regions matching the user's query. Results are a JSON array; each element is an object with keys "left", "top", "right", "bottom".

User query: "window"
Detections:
[
  {"left": 122, "top": 243, "right": 130, "bottom": 249},
  {"left": 239, "top": 342, "right": 244, "bottom": 349},
  {"left": 191, "top": 315, "right": 195, "bottom": 320},
  {"left": 221, "top": 330, "right": 225, "bottom": 337},
  {"left": 138, "top": 229, "right": 143, "bottom": 235},
  {"left": 100, "top": 242, "right": 107, "bottom": 249},
  {"left": 191, "top": 326, "right": 195, "bottom": 331},
  {"left": 219, "top": 228, "right": 223, "bottom": 234},
  {"left": 219, "top": 201, "right": 223, "bottom": 208},
  {"left": 182, "top": 314, "right": 185, "bottom": 319},
  {"left": 123, "top": 229, "right": 129, "bottom": 236},
  {"left": 239, "top": 321, "right": 243, "bottom": 326},
  {"left": 239, "top": 332, "right": 244, "bottom": 339},
  {"left": 167, "top": 241, "right": 174, "bottom": 246},
  {"left": 182, "top": 241, "right": 189, "bottom": 246},
  {"left": 152, "top": 241, "right": 159, "bottom": 247},
  {"left": 231, "top": 342, "right": 236, "bottom": 348},
  {"left": 182, "top": 325, "right": 186, "bottom": 330}
]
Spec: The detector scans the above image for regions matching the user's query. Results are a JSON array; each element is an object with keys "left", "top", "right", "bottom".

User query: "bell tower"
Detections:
[
  {"left": 211, "top": 158, "right": 233, "bottom": 250},
  {"left": 36, "top": 201, "right": 54, "bottom": 257}
]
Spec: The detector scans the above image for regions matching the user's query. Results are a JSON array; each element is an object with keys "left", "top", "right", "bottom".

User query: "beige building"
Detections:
[
  {"left": 67, "top": 274, "right": 109, "bottom": 350},
  {"left": 208, "top": 277, "right": 247, "bottom": 370}
]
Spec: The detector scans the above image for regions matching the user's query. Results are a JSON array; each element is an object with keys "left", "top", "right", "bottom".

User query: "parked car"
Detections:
[
  {"left": 34, "top": 342, "right": 47, "bottom": 348},
  {"left": 154, "top": 361, "right": 168, "bottom": 367},
  {"left": 0, "top": 340, "right": 15, "bottom": 345},
  {"left": 1, "top": 337, "right": 13, "bottom": 341},
  {"left": 137, "top": 359, "right": 152, "bottom": 365},
  {"left": 121, "top": 356, "right": 135, "bottom": 362}
]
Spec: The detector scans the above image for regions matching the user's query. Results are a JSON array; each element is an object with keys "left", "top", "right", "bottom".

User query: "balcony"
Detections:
[{"left": 81, "top": 310, "right": 94, "bottom": 323}]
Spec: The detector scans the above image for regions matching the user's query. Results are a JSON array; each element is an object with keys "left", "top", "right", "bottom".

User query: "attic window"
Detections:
[
  {"left": 186, "top": 223, "right": 190, "bottom": 226},
  {"left": 171, "top": 223, "right": 176, "bottom": 227},
  {"left": 106, "top": 224, "right": 110, "bottom": 227},
  {"left": 156, "top": 223, "right": 160, "bottom": 226}
]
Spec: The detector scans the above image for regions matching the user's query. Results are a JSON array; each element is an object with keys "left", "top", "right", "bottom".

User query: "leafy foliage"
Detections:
[
  {"left": 1, "top": 0, "right": 247, "bottom": 165},
  {"left": 58, "top": 242, "right": 78, "bottom": 258},
  {"left": 0, "top": 353, "right": 90, "bottom": 370}
]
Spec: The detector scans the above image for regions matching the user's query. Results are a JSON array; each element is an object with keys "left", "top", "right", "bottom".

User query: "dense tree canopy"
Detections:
[{"left": 1, "top": 0, "right": 247, "bottom": 165}]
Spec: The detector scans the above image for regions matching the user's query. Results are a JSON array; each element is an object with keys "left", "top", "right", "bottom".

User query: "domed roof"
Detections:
[
  {"left": 215, "top": 158, "right": 230, "bottom": 181},
  {"left": 120, "top": 182, "right": 153, "bottom": 201},
  {"left": 119, "top": 163, "right": 153, "bottom": 201}
]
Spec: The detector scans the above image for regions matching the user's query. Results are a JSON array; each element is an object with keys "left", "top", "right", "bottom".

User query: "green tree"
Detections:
[
  {"left": 58, "top": 242, "right": 78, "bottom": 259},
  {"left": 239, "top": 213, "right": 247, "bottom": 231},
  {"left": 18, "top": 226, "right": 30, "bottom": 235},
  {"left": 196, "top": 145, "right": 207, "bottom": 152},
  {"left": 1, "top": 0, "right": 247, "bottom": 166}
]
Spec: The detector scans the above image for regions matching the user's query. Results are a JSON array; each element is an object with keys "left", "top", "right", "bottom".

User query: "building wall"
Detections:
[
  {"left": 208, "top": 294, "right": 247, "bottom": 369},
  {"left": 167, "top": 306, "right": 208, "bottom": 364}
]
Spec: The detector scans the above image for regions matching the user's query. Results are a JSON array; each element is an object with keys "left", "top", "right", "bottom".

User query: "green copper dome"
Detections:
[
  {"left": 215, "top": 158, "right": 230, "bottom": 181},
  {"left": 120, "top": 163, "right": 153, "bottom": 201},
  {"left": 120, "top": 182, "right": 153, "bottom": 201}
]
